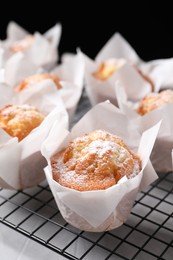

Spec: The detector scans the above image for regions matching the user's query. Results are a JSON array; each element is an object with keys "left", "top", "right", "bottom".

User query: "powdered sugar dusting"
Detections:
[
  {"left": 51, "top": 130, "right": 141, "bottom": 191},
  {"left": 83, "top": 140, "right": 121, "bottom": 157}
]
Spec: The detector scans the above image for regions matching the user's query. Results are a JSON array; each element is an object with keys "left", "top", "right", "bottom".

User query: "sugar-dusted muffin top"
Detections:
[
  {"left": 0, "top": 104, "right": 45, "bottom": 141},
  {"left": 137, "top": 89, "right": 173, "bottom": 115},
  {"left": 16, "top": 73, "right": 62, "bottom": 92},
  {"left": 9, "top": 35, "right": 34, "bottom": 53},
  {"left": 51, "top": 130, "right": 141, "bottom": 191}
]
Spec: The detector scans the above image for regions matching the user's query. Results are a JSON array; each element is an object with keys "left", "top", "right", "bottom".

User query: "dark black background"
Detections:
[{"left": 0, "top": 3, "right": 173, "bottom": 61}]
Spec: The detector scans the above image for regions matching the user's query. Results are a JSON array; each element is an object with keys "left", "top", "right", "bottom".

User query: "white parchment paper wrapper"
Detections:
[
  {"left": 0, "top": 51, "right": 84, "bottom": 122},
  {"left": 41, "top": 101, "right": 160, "bottom": 232},
  {"left": 140, "top": 57, "right": 173, "bottom": 91},
  {"left": 82, "top": 52, "right": 151, "bottom": 106},
  {"left": 0, "top": 21, "right": 62, "bottom": 69},
  {"left": 0, "top": 81, "right": 68, "bottom": 190},
  {"left": 0, "top": 48, "right": 6, "bottom": 69},
  {"left": 51, "top": 51, "right": 85, "bottom": 121},
  {"left": 116, "top": 83, "right": 173, "bottom": 173},
  {"left": 82, "top": 33, "right": 173, "bottom": 106}
]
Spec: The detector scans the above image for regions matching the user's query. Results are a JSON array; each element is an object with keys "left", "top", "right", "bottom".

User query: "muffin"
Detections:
[
  {"left": 9, "top": 35, "right": 34, "bottom": 53},
  {"left": 15, "top": 73, "right": 62, "bottom": 92},
  {"left": 93, "top": 58, "right": 154, "bottom": 91},
  {"left": 51, "top": 129, "right": 141, "bottom": 191},
  {"left": 0, "top": 104, "right": 45, "bottom": 141},
  {"left": 42, "top": 100, "right": 160, "bottom": 232},
  {"left": 137, "top": 89, "right": 173, "bottom": 115}
]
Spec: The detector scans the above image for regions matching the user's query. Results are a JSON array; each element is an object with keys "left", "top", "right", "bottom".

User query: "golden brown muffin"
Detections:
[
  {"left": 137, "top": 89, "right": 173, "bottom": 115},
  {"left": 93, "top": 59, "right": 126, "bottom": 80},
  {"left": 0, "top": 104, "right": 45, "bottom": 141},
  {"left": 93, "top": 59, "right": 154, "bottom": 91},
  {"left": 15, "top": 73, "right": 62, "bottom": 92},
  {"left": 51, "top": 130, "right": 141, "bottom": 191},
  {"left": 9, "top": 35, "right": 34, "bottom": 53}
]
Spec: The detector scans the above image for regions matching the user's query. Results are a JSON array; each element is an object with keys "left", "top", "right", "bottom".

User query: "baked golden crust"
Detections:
[
  {"left": 9, "top": 35, "right": 34, "bottom": 53},
  {"left": 0, "top": 104, "right": 45, "bottom": 141},
  {"left": 137, "top": 89, "right": 173, "bottom": 115},
  {"left": 51, "top": 130, "right": 141, "bottom": 191},
  {"left": 16, "top": 73, "right": 62, "bottom": 92},
  {"left": 93, "top": 59, "right": 125, "bottom": 80}
]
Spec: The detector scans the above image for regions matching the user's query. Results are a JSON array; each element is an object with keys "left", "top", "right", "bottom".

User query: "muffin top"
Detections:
[
  {"left": 137, "top": 89, "right": 173, "bottom": 115},
  {"left": 0, "top": 104, "right": 45, "bottom": 141},
  {"left": 51, "top": 129, "right": 141, "bottom": 191},
  {"left": 93, "top": 58, "right": 126, "bottom": 80},
  {"left": 16, "top": 73, "right": 62, "bottom": 92}
]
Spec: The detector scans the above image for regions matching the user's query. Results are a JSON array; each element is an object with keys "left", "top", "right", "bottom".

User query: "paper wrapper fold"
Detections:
[
  {"left": 41, "top": 101, "right": 160, "bottom": 232},
  {"left": 95, "top": 32, "right": 140, "bottom": 64},
  {"left": 0, "top": 82, "right": 68, "bottom": 190},
  {"left": 51, "top": 51, "right": 85, "bottom": 121}
]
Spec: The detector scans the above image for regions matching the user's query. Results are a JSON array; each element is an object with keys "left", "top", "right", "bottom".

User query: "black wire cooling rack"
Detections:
[{"left": 0, "top": 91, "right": 173, "bottom": 260}]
